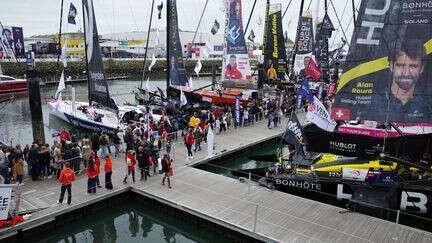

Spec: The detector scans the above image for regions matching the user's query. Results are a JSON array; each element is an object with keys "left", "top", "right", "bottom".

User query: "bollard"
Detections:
[{"left": 253, "top": 204, "right": 259, "bottom": 232}]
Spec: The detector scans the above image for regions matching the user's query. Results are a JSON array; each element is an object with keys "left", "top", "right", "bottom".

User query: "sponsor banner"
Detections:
[
  {"left": 342, "top": 168, "right": 368, "bottom": 181},
  {"left": 1, "top": 25, "right": 26, "bottom": 59},
  {"left": 264, "top": 3, "right": 287, "bottom": 81},
  {"left": 235, "top": 94, "right": 240, "bottom": 123},
  {"left": 83, "top": 0, "right": 117, "bottom": 111},
  {"left": 222, "top": 0, "right": 252, "bottom": 82},
  {"left": 0, "top": 186, "right": 12, "bottom": 220},
  {"left": 168, "top": 0, "right": 188, "bottom": 86},
  {"left": 306, "top": 96, "right": 336, "bottom": 132},
  {"left": 332, "top": 0, "right": 432, "bottom": 123},
  {"left": 12, "top": 27, "right": 25, "bottom": 58}
]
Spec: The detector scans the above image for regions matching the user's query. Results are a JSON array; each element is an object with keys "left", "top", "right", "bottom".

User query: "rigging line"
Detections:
[
  {"left": 244, "top": 0, "right": 258, "bottom": 34},
  {"left": 56, "top": 0, "right": 65, "bottom": 75},
  {"left": 329, "top": 0, "right": 350, "bottom": 48},
  {"left": 191, "top": 0, "right": 210, "bottom": 47},
  {"left": 139, "top": 0, "right": 156, "bottom": 89},
  {"left": 329, "top": 0, "right": 349, "bottom": 48},
  {"left": 282, "top": 0, "right": 294, "bottom": 20},
  {"left": 306, "top": 0, "right": 312, "bottom": 11}
]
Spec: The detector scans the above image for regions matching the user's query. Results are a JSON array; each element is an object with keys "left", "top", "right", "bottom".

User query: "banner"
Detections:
[
  {"left": 222, "top": 0, "right": 252, "bottom": 82},
  {"left": 314, "top": 15, "right": 333, "bottom": 81},
  {"left": 168, "top": 0, "right": 188, "bottom": 86},
  {"left": 293, "top": 15, "right": 314, "bottom": 74},
  {"left": 331, "top": 0, "right": 432, "bottom": 123},
  {"left": 263, "top": 4, "right": 288, "bottom": 81},
  {"left": 207, "top": 127, "right": 214, "bottom": 158},
  {"left": 68, "top": 3, "right": 78, "bottom": 25},
  {"left": 1, "top": 26, "right": 25, "bottom": 58},
  {"left": 0, "top": 186, "right": 12, "bottom": 220},
  {"left": 235, "top": 94, "right": 240, "bottom": 123},
  {"left": 306, "top": 96, "right": 336, "bottom": 132},
  {"left": 83, "top": 0, "right": 117, "bottom": 111}
]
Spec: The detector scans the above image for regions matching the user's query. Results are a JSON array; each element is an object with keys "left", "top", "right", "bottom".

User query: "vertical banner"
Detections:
[
  {"left": 0, "top": 187, "right": 12, "bottom": 220},
  {"left": 12, "top": 27, "right": 25, "bottom": 58},
  {"left": 207, "top": 127, "right": 214, "bottom": 158},
  {"left": 168, "top": 0, "right": 188, "bottom": 86},
  {"left": 82, "top": 0, "right": 117, "bottom": 111},
  {"left": 235, "top": 94, "right": 240, "bottom": 123},
  {"left": 222, "top": 0, "right": 252, "bottom": 82},
  {"left": 1, "top": 26, "right": 16, "bottom": 59},
  {"left": 293, "top": 15, "right": 314, "bottom": 74},
  {"left": 314, "top": 13, "right": 334, "bottom": 82},
  {"left": 331, "top": 0, "right": 432, "bottom": 123},
  {"left": 264, "top": 4, "right": 288, "bottom": 81}
]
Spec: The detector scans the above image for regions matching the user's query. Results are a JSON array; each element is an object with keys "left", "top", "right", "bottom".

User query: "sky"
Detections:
[{"left": 0, "top": 0, "right": 361, "bottom": 49}]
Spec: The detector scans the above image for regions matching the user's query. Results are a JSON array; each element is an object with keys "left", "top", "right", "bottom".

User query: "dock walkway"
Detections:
[{"left": 1, "top": 118, "right": 432, "bottom": 242}]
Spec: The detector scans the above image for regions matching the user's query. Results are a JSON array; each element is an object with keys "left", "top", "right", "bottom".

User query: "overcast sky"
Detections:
[{"left": 0, "top": 0, "right": 361, "bottom": 49}]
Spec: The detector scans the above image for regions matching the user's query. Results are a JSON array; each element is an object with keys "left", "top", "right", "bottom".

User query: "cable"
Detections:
[{"left": 329, "top": 0, "right": 350, "bottom": 48}]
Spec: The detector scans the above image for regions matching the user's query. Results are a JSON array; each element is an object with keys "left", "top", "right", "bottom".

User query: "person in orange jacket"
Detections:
[
  {"left": 123, "top": 150, "right": 136, "bottom": 183},
  {"left": 94, "top": 153, "right": 102, "bottom": 188},
  {"left": 104, "top": 156, "right": 113, "bottom": 190},
  {"left": 57, "top": 162, "right": 76, "bottom": 205},
  {"left": 86, "top": 155, "right": 98, "bottom": 194}
]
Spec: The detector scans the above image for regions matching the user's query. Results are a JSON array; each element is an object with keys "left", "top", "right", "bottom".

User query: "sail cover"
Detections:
[
  {"left": 82, "top": 0, "right": 117, "bottom": 111},
  {"left": 264, "top": 4, "right": 288, "bottom": 81},
  {"left": 167, "top": 0, "right": 188, "bottom": 86},
  {"left": 222, "top": 0, "right": 252, "bottom": 82},
  {"left": 293, "top": 14, "right": 315, "bottom": 74},
  {"left": 331, "top": 0, "right": 432, "bottom": 123}
]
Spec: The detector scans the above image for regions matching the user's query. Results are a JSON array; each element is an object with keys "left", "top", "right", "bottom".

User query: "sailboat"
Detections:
[
  {"left": 48, "top": 0, "right": 141, "bottom": 133},
  {"left": 257, "top": 0, "right": 432, "bottom": 223},
  {"left": 166, "top": 0, "right": 255, "bottom": 107}
]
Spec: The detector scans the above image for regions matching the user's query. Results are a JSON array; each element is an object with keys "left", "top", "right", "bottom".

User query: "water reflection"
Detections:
[{"left": 35, "top": 201, "right": 233, "bottom": 243}]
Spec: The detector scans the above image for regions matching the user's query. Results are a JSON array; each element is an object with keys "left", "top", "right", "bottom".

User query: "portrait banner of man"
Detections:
[{"left": 331, "top": 0, "right": 432, "bottom": 123}]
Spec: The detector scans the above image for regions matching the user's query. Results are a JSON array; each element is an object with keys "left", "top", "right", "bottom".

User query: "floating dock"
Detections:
[{"left": 1, "top": 118, "right": 432, "bottom": 242}]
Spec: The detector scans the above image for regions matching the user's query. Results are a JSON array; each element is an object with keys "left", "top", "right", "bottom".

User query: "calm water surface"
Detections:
[
  {"left": 0, "top": 78, "right": 211, "bottom": 145},
  {"left": 35, "top": 201, "right": 234, "bottom": 243}
]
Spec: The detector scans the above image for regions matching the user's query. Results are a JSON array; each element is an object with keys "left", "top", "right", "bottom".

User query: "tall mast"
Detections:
[
  {"left": 166, "top": 0, "right": 171, "bottom": 91},
  {"left": 140, "top": 0, "right": 156, "bottom": 89},
  {"left": 351, "top": 0, "right": 356, "bottom": 28},
  {"left": 290, "top": 0, "right": 306, "bottom": 71},
  {"left": 262, "top": 0, "right": 270, "bottom": 51},
  {"left": 82, "top": 0, "right": 92, "bottom": 105},
  {"left": 56, "top": 0, "right": 65, "bottom": 74},
  {"left": 244, "top": 0, "right": 258, "bottom": 35}
]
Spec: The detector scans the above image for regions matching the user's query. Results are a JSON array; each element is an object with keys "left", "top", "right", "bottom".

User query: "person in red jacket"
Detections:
[
  {"left": 123, "top": 150, "right": 136, "bottom": 183},
  {"left": 224, "top": 55, "right": 243, "bottom": 80},
  {"left": 104, "top": 156, "right": 113, "bottom": 190},
  {"left": 185, "top": 129, "right": 195, "bottom": 159},
  {"left": 86, "top": 156, "right": 98, "bottom": 194},
  {"left": 57, "top": 162, "right": 76, "bottom": 205},
  {"left": 94, "top": 154, "right": 102, "bottom": 188}
]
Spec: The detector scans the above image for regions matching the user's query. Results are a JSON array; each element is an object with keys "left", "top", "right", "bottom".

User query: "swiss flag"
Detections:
[
  {"left": 331, "top": 107, "right": 350, "bottom": 120},
  {"left": 306, "top": 58, "right": 323, "bottom": 81}
]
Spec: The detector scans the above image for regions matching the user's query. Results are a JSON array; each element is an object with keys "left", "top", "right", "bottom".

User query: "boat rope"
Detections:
[
  {"left": 244, "top": 0, "right": 258, "bottom": 34},
  {"left": 140, "top": 0, "right": 156, "bottom": 89},
  {"left": 282, "top": 0, "right": 294, "bottom": 20},
  {"left": 329, "top": 0, "right": 350, "bottom": 48}
]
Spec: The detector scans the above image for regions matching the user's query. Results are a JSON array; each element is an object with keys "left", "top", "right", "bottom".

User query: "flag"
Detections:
[
  {"left": 55, "top": 71, "right": 66, "bottom": 98},
  {"left": 188, "top": 77, "right": 194, "bottom": 89},
  {"left": 61, "top": 39, "right": 67, "bottom": 68},
  {"left": 148, "top": 54, "right": 156, "bottom": 71},
  {"left": 282, "top": 113, "right": 305, "bottom": 158},
  {"left": 298, "top": 79, "right": 314, "bottom": 103},
  {"left": 194, "top": 59, "right": 202, "bottom": 76},
  {"left": 248, "top": 30, "right": 255, "bottom": 42},
  {"left": 68, "top": 3, "right": 77, "bottom": 25},
  {"left": 211, "top": 20, "right": 220, "bottom": 35},
  {"left": 306, "top": 58, "right": 323, "bottom": 81},
  {"left": 317, "top": 82, "right": 325, "bottom": 100},
  {"left": 306, "top": 96, "right": 337, "bottom": 132},
  {"left": 157, "top": 1, "right": 163, "bottom": 19},
  {"left": 180, "top": 88, "right": 187, "bottom": 106}
]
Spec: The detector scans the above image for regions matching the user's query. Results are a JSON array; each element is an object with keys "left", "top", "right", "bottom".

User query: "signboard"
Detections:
[
  {"left": 0, "top": 187, "right": 12, "bottom": 220},
  {"left": 331, "top": 0, "right": 432, "bottom": 123}
]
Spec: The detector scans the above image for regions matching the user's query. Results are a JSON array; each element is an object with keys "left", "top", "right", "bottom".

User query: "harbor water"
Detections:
[
  {"left": 0, "top": 78, "right": 211, "bottom": 145},
  {"left": 35, "top": 201, "right": 234, "bottom": 243}
]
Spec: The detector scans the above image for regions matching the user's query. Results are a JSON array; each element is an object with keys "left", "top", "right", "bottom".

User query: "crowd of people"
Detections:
[{"left": 0, "top": 94, "right": 292, "bottom": 205}]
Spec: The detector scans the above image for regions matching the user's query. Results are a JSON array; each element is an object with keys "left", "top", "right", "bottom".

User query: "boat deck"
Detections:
[{"left": 1, "top": 118, "right": 432, "bottom": 242}]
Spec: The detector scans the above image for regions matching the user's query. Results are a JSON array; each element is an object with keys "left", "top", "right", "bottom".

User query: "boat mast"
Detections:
[
  {"left": 351, "top": 0, "right": 356, "bottom": 28},
  {"left": 140, "top": 0, "right": 156, "bottom": 89},
  {"left": 244, "top": 0, "right": 258, "bottom": 34},
  {"left": 290, "top": 0, "right": 306, "bottom": 71},
  {"left": 262, "top": 0, "right": 270, "bottom": 52},
  {"left": 166, "top": 0, "right": 170, "bottom": 92},
  {"left": 82, "top": 0, "right": 92, "bottom": 105},
  {"left": 56, "top": 0, "right": 64, "bottom": 74},
  {"left": 191, "top": 0, "right": 210, "bottom": 48}
]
